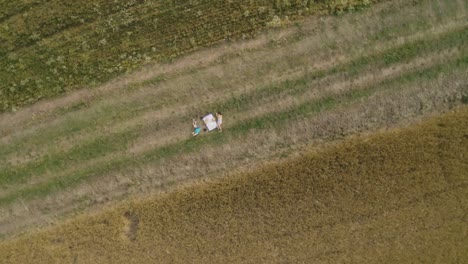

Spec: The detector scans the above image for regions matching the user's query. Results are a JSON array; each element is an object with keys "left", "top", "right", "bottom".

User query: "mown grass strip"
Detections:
[
  {"left": 0, "top": 35, "right": 465, "bottom": 190},
  {"left": 0, "top": 102, "right": 129, "bottom": 157},
  {"left": 210, "top": 26, "right": 468, "bottom": 112},
  {"left": 1, "top": 23, "right": 465, "bottom": 166},
  {"left": 87, "top": 0, "right": 463, "bottom": 95},
  {"left": 0, "top": 56, "right": 465, "bottom": 206},
  {"left": 0, "top": 0, "right": 458, "bottom": 136},
  {"left": 367, "top": 0, "right": 446, "bottom": 43},
  {"left": 0, "top": 131, "right": 138, "bottom": 187}
]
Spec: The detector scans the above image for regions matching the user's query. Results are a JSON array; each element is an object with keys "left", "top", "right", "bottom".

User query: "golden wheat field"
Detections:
[{"left": 0, "top": 106, "right": 467, "bottom": 263}]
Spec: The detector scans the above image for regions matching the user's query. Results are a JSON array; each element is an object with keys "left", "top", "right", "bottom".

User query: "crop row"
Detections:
[{"left": 0, "top": 0, "right": 379, "bottom": 112}]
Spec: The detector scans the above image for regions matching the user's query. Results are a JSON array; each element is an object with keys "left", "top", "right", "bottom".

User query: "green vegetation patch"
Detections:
[
  {"left": 0, "top": 0, "right": 379, "bottom": 112},
  {"left": 1, "top": 21, "right": 464, "bottom": 165},
  {"left": 1, "top": 55, "right": 464, "bottom": 206}
]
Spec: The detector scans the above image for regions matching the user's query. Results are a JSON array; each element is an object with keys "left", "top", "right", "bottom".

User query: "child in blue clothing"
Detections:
[{"left": 192, "top": 119, "right": 202, "bottom": 137}]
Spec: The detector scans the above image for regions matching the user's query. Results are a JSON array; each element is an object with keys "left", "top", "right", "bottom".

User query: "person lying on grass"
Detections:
[
  {"left": 216, "top": 112, "right": 222, "bottom": 132},
  {"left": 192, "top": 119, "right": 202, "bottom": 137}
]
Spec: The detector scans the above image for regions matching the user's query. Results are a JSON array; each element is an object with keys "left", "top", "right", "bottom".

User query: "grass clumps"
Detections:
[
  {"left": 0, "top": 55, "right": 465, "bottom": 206},
  {"left": 0, "top": 0, "right": 379, "bottom": 112},
  {"left": 0, "top": 106, "right": 467, "bottom": 263}
]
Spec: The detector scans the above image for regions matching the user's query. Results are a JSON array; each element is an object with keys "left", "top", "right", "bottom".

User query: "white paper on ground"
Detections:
[{"left": 202, "top": 113, "right": 217, "bottom": 131}]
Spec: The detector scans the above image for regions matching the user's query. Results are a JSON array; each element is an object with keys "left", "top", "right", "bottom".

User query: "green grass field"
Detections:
[
  {"left": 0, "top": 0, "right": 376, "bottom": 112},
  {"left": 0, "top": 0, "right": 467, "bottom": 262}
]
